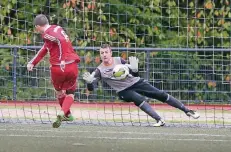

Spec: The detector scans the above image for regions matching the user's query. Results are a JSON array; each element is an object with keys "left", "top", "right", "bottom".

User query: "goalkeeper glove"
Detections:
[
  {"left": 82, "top": 72, "right": 96, "bottom": 83},
  {"left": 128, "top": 56, "right": 139, "bottom": 72}
]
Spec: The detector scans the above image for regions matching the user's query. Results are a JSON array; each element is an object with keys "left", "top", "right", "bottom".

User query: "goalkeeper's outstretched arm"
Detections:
[{"left": 83, "top": 68, "right": 101, "bottom": 91}]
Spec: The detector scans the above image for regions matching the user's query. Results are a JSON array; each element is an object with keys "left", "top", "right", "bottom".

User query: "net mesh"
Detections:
[
  {"left": 2, "top": 0, "right": 230, "bottom": 48},
  {"left": 0, "top": 0, "right": 231, "bottom": 127}
]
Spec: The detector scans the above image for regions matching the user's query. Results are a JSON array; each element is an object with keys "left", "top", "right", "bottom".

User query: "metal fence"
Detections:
[{"left": 0, "top": 45, "right": 231, "bottom": 104}]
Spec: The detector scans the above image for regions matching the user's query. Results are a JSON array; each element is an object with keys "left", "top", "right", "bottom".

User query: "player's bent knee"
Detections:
[
  {"left": 66, "top": 94, "right": 74, "bottom": 99},
  {"left": 133, "top": 100, "right": 142, "bottom": 107},
  {"left": 134, "top": 99, "right": 147, "bottom": 107},
  {"left": 66, "top": 90, "right": 75, "bottom": 99},
  {"left": 157, "top": 91, "right": 169, "bottom": 102},
  {"left": 66, "top": 89, "right": 75, "bottom": 95},
  {"left": 56, "top": 90, "right": 66, "bottom": 98}
]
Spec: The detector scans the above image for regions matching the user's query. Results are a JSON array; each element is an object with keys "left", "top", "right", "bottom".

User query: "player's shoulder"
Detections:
[
  {"left": 43, "top": 25, "right": 63, "bottom": 40},
  {"left": 45, "top": 25, "right": 63, "bottom": 34}
]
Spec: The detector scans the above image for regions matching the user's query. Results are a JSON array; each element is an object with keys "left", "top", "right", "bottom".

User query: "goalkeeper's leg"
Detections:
[
  {"left": 118, "top": 90, "right": 165, "bottom": 127},
  {"left": 132, "top": 79, "right": 200, "bottom": 119}
]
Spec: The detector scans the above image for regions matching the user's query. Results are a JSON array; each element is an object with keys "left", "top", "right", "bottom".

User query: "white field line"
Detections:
[
  {"left": 0, "top": 134, "right": 230, "bottom": 142},
  {"left": 0, "top": 128, "right": 230, "bottom": 137}
]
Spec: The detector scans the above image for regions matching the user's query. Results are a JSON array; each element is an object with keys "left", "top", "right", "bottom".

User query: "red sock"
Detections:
[
  {"left": 58, "top": 96, "right": 65, "bottom": 107},
  {"left": 62, "top": 96, "right": 74, "bottom": 116},
  {"left": 58, "top": 96, "right": 71, "bottom": 116}
]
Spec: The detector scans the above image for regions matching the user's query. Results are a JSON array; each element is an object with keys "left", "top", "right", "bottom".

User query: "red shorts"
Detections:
[{"left": 50, "top": 62, "right": 78, "bottom": 91}]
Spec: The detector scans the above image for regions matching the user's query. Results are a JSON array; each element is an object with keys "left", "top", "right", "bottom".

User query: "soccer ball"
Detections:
[{"left": 112, "top": 64, "right": 129, "bottom": 80}]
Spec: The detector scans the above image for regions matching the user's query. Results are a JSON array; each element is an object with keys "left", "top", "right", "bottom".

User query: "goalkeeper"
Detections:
[
  {"left": 27, "top": 14, "right": 80, "bottom": 128},
  {"left": 83, "top": 44, "right": 200, "bottom": 127}
]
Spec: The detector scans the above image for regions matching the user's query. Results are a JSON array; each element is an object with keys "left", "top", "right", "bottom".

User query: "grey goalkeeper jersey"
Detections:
[{"left": 93, "top": 57, "right": 140, "bottom": 92}]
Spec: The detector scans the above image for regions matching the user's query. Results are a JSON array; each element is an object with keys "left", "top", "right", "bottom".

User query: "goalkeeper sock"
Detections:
[
  {"left": 58, "top": 96, "right": 71, "bottom": 116},
  {"left": 61, "top": 96, "right": 73, "bottom": 116},
  {"left": 139, "top": 101, "right": 161, "bottom": 121},
  {"left": 165, "top": 95, "right": 190, "bottom": 113}
]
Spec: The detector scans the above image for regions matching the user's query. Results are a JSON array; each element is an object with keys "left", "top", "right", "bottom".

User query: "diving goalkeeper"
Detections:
[
  {"left": 82, "top": 44, "right": 200, "bottom": 127},
  {"left": 27, "top": 14, "right": 80, "bottom": 128}
]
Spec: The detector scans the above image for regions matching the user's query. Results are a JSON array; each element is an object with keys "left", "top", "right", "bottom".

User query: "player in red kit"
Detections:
[{"left": 27, "top": 14, "right": 80, "bottom": 128}]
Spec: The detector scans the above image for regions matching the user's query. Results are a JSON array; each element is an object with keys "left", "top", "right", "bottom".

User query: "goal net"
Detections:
[{"left": 0, "top": 0, "right": 231, "bottom": 127}]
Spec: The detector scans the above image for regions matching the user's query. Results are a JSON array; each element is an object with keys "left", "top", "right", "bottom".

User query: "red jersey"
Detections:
[{"left": 29, "top": 25, "right": 80, "bottom": 66}]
